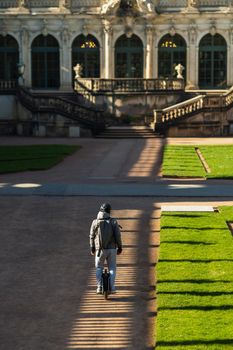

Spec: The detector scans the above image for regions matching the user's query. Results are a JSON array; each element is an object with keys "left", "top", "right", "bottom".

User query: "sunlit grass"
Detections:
[
  {"left": 0, "top": 145, "right": 80, "bottom": 173},
  {"left": 200, "top": 146, "right": 233, "bottom": 179},
  {"left": 156, "top": 208, "right": 233, "bottom": 349},
  {"left": 162, "top": 145, "right": 233, "bottom": 178},
  {"left": 162, "top": 145, "right": 205, "bottom": 178}
]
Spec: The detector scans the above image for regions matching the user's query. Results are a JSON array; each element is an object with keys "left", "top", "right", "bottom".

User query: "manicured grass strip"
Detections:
[
  {"left": 199, "top": 146, "right": 233, "bottom": 179},
  {"left": 156, "top": 210, "right": 233, "bottom": 350},
  {"left": 162, "top": 145, "right": 206, "bottom": 178},
  {"left": 0, "top": 145, "right": 80, "bottom": 173}
]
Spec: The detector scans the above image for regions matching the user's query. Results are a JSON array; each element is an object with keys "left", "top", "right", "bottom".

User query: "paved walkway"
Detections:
[{"left": 1, "top": 136, "right": 233, "bottom": 350}]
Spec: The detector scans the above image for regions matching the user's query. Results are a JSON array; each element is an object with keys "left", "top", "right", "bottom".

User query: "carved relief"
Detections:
[
  {"left": 101, "top": 0, "right": 154, "bottom": 15},
  {"left": 189, "top": 24, "right": 197, "bottom": 44}
]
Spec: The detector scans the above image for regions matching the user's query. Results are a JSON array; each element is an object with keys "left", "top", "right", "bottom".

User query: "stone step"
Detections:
[{"left": 96, "top": 127, "right": 160, "bottom": 139}]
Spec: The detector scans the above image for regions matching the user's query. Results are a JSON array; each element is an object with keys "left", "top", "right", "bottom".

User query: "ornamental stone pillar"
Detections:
[
  {"left": 60, "top": 28, "right": 73, "bottom": 90},
  {"left": 19, "top": 26, "right": 30, "bottom": 86},
  {"left": 102, "top": 20, "right": 113, "bottom": 79},
  {"left": 145, "top": 24, "right": 154, "bottom": 78},
  {"left": 228, "top": 26, "right": 233, "bottom": 86},
  {"left": 186, "top": 25, "right": 198, "bottom": 89}
]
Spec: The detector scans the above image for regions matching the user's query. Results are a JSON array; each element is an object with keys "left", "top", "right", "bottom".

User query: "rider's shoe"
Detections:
[{"left": 110, "top": 290, "right": 116, "bottom": 294}]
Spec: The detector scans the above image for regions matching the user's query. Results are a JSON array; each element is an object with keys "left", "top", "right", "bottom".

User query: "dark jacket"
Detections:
[{"left": 90, "top": 211, "right": 122, "bottom": 250}]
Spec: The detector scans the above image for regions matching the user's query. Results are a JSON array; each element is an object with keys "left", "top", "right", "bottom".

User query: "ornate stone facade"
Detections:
[{"left": 1, "top": 0, "right": 233, "bottom": 90}]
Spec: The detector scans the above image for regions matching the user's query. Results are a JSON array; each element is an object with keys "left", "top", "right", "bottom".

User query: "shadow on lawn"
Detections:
[
  {"left": 156, "top": 339, "right": 233, "bottom": 346},
  {"left": 159, "top": 305, "right": 233, "bottom": 311},
  {"left": 158, "top": 258, "right": 233, "bottom": 263},
  {"left": 161, "top": 226, "right": 226, "bottom": 231},
  {"left": 160, "top": 240, "right": 215, "bottom": 245},
  {"left": 158, "top": 279, "right": 231, "bottom": 284},
  {"left": 158, "top": 291, "right": 233, "bottom": 296}
]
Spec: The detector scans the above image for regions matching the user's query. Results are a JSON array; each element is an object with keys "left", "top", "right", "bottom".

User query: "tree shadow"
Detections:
[
  {"left": 158, "top": 291, "right": 233, "bottom": 296},
  {"left": 156, "top": 339, "right": 233, "bottom": 346},
  {"left": 159, "top": 305, "right": 233, "bottom": 311},
  {"left": 160, "top": 240, "right": 215, "bottom": 245}
]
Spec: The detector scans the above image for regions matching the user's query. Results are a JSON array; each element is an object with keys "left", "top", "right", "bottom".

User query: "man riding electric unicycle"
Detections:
[{"left": 90, "top": 203, "right": 122, "bottom": 299}]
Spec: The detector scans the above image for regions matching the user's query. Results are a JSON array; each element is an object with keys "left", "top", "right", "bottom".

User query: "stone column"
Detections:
[
  {"left": 19, "top": 26, "right": 30, "bottom": 86},
  {"left": 60, "top": 28, "right": 73, "bottom": 91},
  {"left": 186, "top": 25, "right": 198, "bottom": 89},
  {"left": 145, "top": 24, "right": 154, "bottom": 79},
  {"left": 228, "top": 26, "right": 233, "bottom": 86},
  {"left": 102, "top": 20, "right": 113, "bottom": 79}
]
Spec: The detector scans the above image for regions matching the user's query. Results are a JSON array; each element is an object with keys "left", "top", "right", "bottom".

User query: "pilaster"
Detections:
[
  {"left": 19, "top": 25, "right": 30, "bottom": 86},
  {"left": 145, "top": 24, "right": 155, "bottom": 79},
  {"left": 186, "top": 25, "right": 198, "bottom": 89},
  {"left": 102, "top": 20, "right": 113, "bottom": 79},
  {"left": 60, "top": 27, "right": 72, "bottom": 90},
  {"left": 228, "top": 25, "right": 233, "bottom": 86}
]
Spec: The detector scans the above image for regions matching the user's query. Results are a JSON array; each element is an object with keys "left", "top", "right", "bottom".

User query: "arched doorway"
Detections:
[
  {"left": 199, "top": 34, "right": 227, "bottom": 89},
  {"left": 115, "top": 34, "right": 143, "bottom": 78},
  {"left": 0, "top": 35, "right": 19, "bottom": 81},
  {"left": 72, "top": 34, "right": 100, "bottom": 78},
  {"left": 31, "top": 35, "right": 60, "bottom": 89},
  {"left": 158, "top": 34, "right": 186, "bottom": 79}
]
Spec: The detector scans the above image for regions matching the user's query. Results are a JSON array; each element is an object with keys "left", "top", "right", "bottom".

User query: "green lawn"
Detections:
[
  {"left": 156, "top": 207, "right": 233, "bottom": 350},
  {"left": 199, "top": 146, "right": 233, "bottom": 179},
  {"left": 0, "top": 145, "right": 80, "bottom": 173},
  {"left": 162, "top": 145, "right": 233, "bottom": 178},
  {"left": 162, "top": 146, "right": 206, "bottom": 178}
]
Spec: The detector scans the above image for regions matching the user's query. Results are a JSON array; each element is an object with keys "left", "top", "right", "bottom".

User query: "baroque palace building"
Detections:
[{"left": 1, "top": 0, "right": 233, "bottom": 136}]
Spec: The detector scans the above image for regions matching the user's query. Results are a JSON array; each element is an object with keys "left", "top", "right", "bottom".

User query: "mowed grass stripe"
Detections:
[
  {"left": 156, "top": 209, "right": 233, "bottom": 350},
  {"left": 199, "top": 146, "right": 233, "bottom": 179},
  {"left": 162, "top": 145, "right": 233, "bottom": 179},
  {"left": 162, "top": 145, "right": 206, "bottom": 178},
  {"left": 0, "top": 145, "right": 80, "bottom": 173}
]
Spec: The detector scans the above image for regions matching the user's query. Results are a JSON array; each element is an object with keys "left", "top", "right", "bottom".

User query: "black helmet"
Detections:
[{"left": 100, "top": 203, "right": 111, "bottom": 213}]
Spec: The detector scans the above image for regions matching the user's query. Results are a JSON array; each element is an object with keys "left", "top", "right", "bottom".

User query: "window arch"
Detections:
[
  {"left": 72, "top": 34, "right": 100, "bottom": 78},
  {"left": 0, "top": 35, "right": 19, "bottom": 81},
  {"left": 199, "top": 34, "right": 227, "bottom": 89},
  {"left": 158, "top": 34, "right": 186, "bottom": 80},
  {"left": 115, "top": 34, "right": 143, "bottom": 78},
  {"left": 31, "top": 34, "right": 60, "bottom": 89}
]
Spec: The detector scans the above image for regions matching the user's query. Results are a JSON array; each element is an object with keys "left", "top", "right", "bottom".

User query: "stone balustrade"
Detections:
[
  {"left": 153, "top": 85, "right": 233, "bottom": 131},
  {"left": 17, "top": 86, "right": 104, "bottom": 131},
  {"left": 0, "top": 0, "right": 231, "bottom": 9},
  {"left": 154, "top": 95, "right": 204, "bottom": 124},
  {"left": 0, "top": 0, "right": 19, "bottom": 8},
  {"left": 0, "top": 80, "right": 17, "bottom": 90},
  {"left": 157, "top": 0, "right": 231, "bottom": 10},
  {"left": 28, "top": 0, "right": 60, "bottom": 7},
  {"left": 75, "top": 78, "right": 185, "bottom": 93}
]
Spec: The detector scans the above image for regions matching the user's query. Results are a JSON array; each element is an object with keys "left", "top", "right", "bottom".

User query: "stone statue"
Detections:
[
  {"left": 175, "top": 63, "right": 184, "bottom": 79},
  {"left": 137, "top": 0, "right": 154, "bottom": 13},
  {"left": 73, "top": 64, "right": 83, "bottom": 79},
  {"left": 101, "top": 0, "right": 154, "bottom": 14},
  {"left": 101, "top": 0, "right": 121, "bottom": 14}
]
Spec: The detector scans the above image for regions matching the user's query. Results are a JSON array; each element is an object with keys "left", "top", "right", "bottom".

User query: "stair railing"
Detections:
[
  {"left": 17, "top": 86, "right": 105, "bottom": 132},
  {"left": 153, "top": 85, "right": 233, "bottom": 132}
]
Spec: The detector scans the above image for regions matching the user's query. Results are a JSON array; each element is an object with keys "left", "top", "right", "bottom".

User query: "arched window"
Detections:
[
  {"left": 72, "top": 34, "right": 100, "bottom": 78},
  {"left": 0, "top": 35, "right": 19, "bottom": 81},
  {"left": 31, "top": 35, "right": 60, "bottom": 89},
  {"left": 115, "top": 34, "right": 143, "bottom": 78},
  {"left": 158, "top": 34, "right": 186, "bottom": 80},
  {"left": 199, "top": 34, "right": 227, "bottom": 89}
]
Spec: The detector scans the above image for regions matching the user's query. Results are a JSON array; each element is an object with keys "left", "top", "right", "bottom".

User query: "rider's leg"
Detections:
[
  {"left": 95, "top": 250, "right": 106, "bottom": 292},
  {"left": 106, "top": 249, "right": 117, "bottom": 292}
]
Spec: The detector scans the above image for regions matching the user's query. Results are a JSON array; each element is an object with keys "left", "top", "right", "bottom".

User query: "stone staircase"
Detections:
[{"left": 95, "top": 126, "right": 160, "bottom": 139}]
